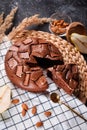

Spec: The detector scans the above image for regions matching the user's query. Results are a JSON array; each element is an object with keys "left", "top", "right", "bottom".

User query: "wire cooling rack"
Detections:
[{"left": 0, "top": 37, "right": 87, "bottom": 130}]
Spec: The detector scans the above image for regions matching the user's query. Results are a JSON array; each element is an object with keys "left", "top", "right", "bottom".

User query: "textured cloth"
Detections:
[{"left": 0, "top": 38, "right": 87, "bottom": 130}]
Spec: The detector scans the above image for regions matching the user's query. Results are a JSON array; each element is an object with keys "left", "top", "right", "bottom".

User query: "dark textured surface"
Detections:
[
  {"left": 0, "top": 0, "right": 87, "bottom": 26},
  {"left": 0, "top": 0, "right": 87, "bottom": 59}
]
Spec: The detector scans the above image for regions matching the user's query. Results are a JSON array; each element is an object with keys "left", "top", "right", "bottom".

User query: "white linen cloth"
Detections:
[{"left": 0, "top": 38, "right": 87, "bottom": 130}]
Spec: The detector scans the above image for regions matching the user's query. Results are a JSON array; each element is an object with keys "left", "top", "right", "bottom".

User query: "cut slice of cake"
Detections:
[{"left": 47, "top": 64, "right": 79, "bottom": 95}]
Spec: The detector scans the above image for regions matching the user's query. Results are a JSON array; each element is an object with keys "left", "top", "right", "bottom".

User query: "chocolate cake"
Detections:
[
  {"left": 5, "top": 37, "right": 63, "bottom": 92},
  {"left": 47, "top": 64, "right": 79, "bottom": 95}
]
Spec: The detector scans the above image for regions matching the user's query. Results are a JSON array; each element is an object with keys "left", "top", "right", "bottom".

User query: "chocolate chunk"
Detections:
[
  {"left": 49, "top": 44, "right": 59, "bottom": 53},
  {"left": 30, "top": 66, "right": 41, "bottom": 71},
  {"left": 16, "top": 65, "right": 23, "bottom": 77},
  {"left": 8, "top": 58, "right": 18, "bottom": 69},
  {"left": 31, "top": 44, "right": 48, "bottom": 57},
  {"left": 18, "top": 44, "right": 30, "bottom": 53},
  {"left": 30, "top": 70, "right": 42, "bottom": 81},
  {"left": 32, "top": 38, "right": 38, "bottom": 44},
  {"left": 23, "top": 38, "right": 32, "bottom": 44},
  {"left": 9, "top": 46, "right": 18, "bottom": 52},
  {"left": 36, "top": 76, "right": 47, "bottom": 87},
  {"left": 24, "top": 74, "right": 30, "bottom": 86},
  {"left": 19, "top": 52, "right": 29, "bottom": 59},
  {"left": 46, "top": 44, "right": 63, "bottom": 61},
  {"left": 13, "top": 51, "right": 21, "bottom": 63},
  {"left": 23, "top": 65, "right": 30, "bottom": 73},
  {"left": 28, "top": 55, "right": 37, "bottom": 64},
  {"left": 14, "top": 41, "right": 22, "bottom": 47}
]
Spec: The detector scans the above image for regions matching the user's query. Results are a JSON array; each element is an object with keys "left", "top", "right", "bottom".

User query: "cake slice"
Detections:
[{"left": 47, "top": 64, "right": 79, "bottom": 95}]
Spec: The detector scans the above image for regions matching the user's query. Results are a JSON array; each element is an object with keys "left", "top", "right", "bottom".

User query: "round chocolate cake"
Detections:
[{"left": 5, "top": 37, "right": 64, "bottom": 92}]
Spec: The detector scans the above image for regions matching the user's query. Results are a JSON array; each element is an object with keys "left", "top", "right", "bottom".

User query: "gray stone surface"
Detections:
[{"left": 0, "top": 0, "right": 87, "bottom": 26}]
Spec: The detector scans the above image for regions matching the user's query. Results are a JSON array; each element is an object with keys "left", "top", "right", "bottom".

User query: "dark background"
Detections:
[
  {"left": 0, "top": 0, "right": 87, "bottom": 60},
  {"left": 0, "top": 0, "right": 87, "bottom": 26}
]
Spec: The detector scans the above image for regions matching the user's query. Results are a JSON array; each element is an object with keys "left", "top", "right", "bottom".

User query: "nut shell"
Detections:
[{"left": 66, "top": 22, "right": 87, "bottom": 43}]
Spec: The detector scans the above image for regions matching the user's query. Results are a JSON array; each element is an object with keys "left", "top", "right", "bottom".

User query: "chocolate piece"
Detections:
[
  {"left": 23, "top": 38, "right": 32, "bottom": 44},
  {"left": 47, "top": 64, "right": 79, "bottom": 95},
  {"left": 9, "top": 46, "right": 18, "bottom": 52},
  {"left": 13, "top": 51, "right": 21, "bottom": 63},
  {"left": 28, "top": 55, "right": 37, "bottom": 64},
  {"left": 8, "top": 58, "right": 18, "bottom": 69},
  {"left": 31, "top": 44, "right": 49, "bottom": 57},
  {"left": 46, "top": 44, "right": 63, "bottom": 61},
  {"left": 23, "top": 65, "right": 30, "bottom": 73},
  {"left": 30, "top": 70, "right": 42, "bottom": 81},
  {"left": 5, "top": 37, "right": 64, "bottom": 92},
  {"left": 32, "top": 38, "right": 38, "bottom": 44},
  {"left": 36, "top": 76, "right": 47, "bottom": 87},
  {"left": 30, "top": 66, "right": 41, "bottom": 71},
  {"left": 16, "top": 65, "right": 23, "bottom": 77},
  {"left": 13, "top": 41, "right": 22, "bottom": 47},
  {"left": 18, "top": 44, "right": 29, "bottom": 53},
  {"left": 19, "top": 52, "right": 29, "bottom": 59}
]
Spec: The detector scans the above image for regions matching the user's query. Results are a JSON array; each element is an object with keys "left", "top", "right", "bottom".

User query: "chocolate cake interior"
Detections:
[
  {"left": 47, "top": 64, "right": 79, "bottom": 95},
  {"left": 34, "top": 57, "right": 63, "bottom": 69}
]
